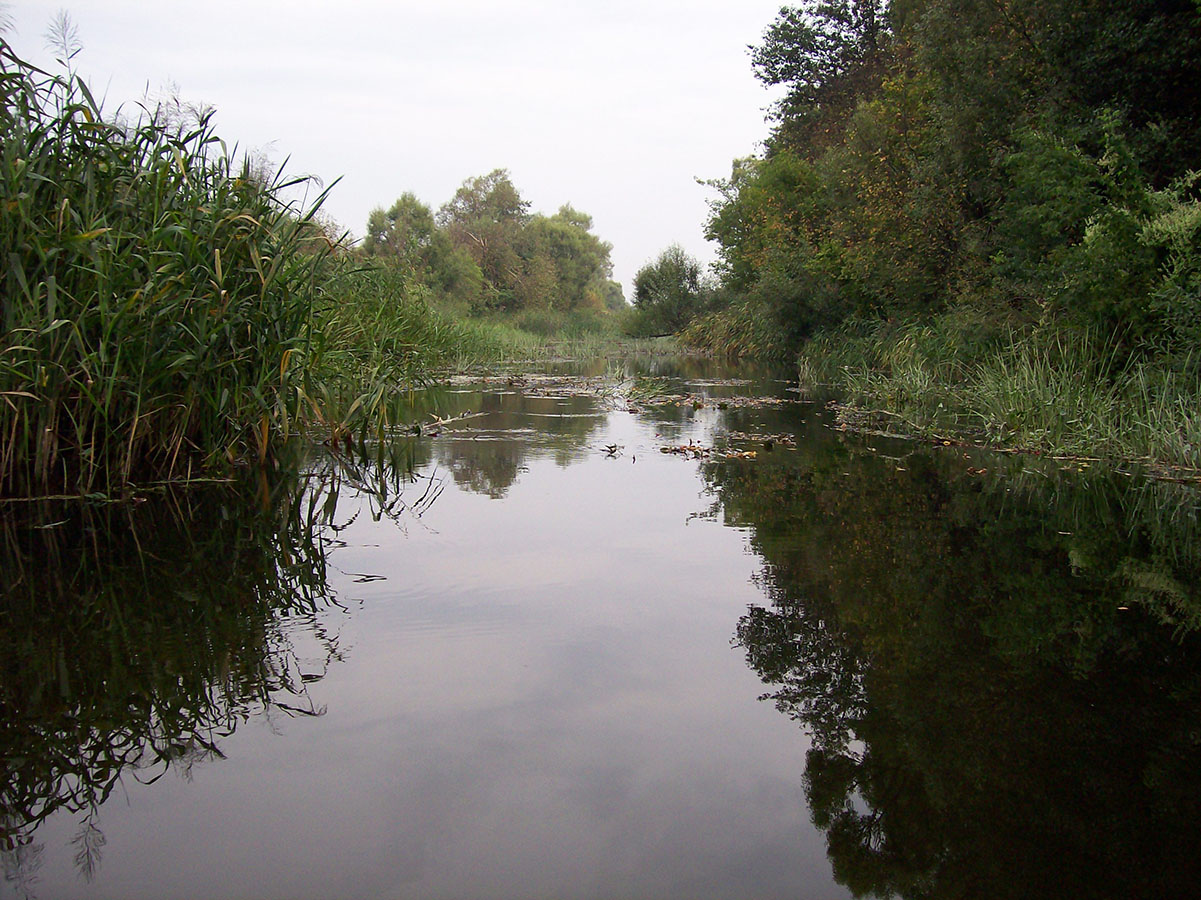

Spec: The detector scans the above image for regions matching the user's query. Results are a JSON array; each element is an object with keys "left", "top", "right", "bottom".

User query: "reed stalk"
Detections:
[{"left": 1, "top": 37, "right": 332, "bottom": 495}]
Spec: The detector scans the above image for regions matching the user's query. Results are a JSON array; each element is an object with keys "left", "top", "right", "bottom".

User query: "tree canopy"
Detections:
[
  {"left": 628, "top": 244, "right": 709, "bottom": 336},
  {"left": 363, "top": 170, "right": 623, "bottom": 315},
  {"left": 693, "top": 0, "right": 1201, "bottom": 362}
]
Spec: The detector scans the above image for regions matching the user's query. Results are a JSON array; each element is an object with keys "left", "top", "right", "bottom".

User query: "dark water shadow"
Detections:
[{"left": 709, "top": 439, "right": 1201, "bottom": 899}]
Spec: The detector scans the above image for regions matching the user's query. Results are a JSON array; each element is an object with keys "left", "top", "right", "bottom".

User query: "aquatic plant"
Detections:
[{"left": 0, "top": 36, "right": 333, "bottom": 495}]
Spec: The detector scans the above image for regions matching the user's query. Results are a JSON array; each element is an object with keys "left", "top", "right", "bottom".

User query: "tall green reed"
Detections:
[
  {"left": 1, "top": 38, "right": 331, "bottom": 495},
  {"left": 303, "top": 262, "right": 524, "bottom": 447}
]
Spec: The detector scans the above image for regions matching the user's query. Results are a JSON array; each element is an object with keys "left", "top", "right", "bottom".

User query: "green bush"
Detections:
[{"left": 626, "top": 245, "right": 709, "bottom": 336}]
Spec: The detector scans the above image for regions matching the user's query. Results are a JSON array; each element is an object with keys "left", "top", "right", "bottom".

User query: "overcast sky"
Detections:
[{"left": 6, "top": 1, "right": 786, "bottom": 294}]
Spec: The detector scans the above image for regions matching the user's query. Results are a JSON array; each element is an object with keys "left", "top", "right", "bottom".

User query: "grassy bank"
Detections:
[
  {"left": 798, "top": 315, "right": 1201, "bottom": 474},
  {"left": 302, "top": 263, "right": 537, "bottom": 446}
]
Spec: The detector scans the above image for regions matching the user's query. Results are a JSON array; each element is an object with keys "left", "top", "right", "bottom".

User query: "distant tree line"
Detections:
[{"left": 362, "top": 169, "right": 625, "bottom": 316}]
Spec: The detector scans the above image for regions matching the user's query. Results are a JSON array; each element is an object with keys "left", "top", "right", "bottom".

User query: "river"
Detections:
[{"left": 3, "top": 353, "right": 1201, "bottom": 899}]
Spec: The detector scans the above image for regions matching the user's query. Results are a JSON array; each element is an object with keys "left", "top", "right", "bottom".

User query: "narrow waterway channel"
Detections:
[{"left": 4, "top": 355, "right": 1201, "bottom": 899}]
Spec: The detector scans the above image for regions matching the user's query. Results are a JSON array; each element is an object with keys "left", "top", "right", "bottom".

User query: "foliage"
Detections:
[
  {"left": 361, "top": 193, "right": 482, "bottom": 304},
  {"left": 695, "top": 0, "right": 1201, "bottom": 420},
  {"left": 365, "top": 171, "right": 624, "bottom": 319},
  {"left": 680, "top": 295, "right": 795, "bottom": 361},
  {"left": 0, "top": 36, "right": 334, "bottom": 495},
  {"left": 509, "top": 306, "right": 624, "bottom": 339},
  {"left": 752, "top": 0, "right": 890, "bottom": 144},
  {"left": 523, "top": 205, "right": 620, "bottom": 312},
  {"left": 303, "top": 261, "right": 519, "bottom": 446},
  {"left": 625, "top": 244, "right": 710, "bottom": 337}
]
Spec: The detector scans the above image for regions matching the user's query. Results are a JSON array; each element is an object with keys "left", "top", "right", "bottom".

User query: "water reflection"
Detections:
[
  {"left": 711, "top": 442, "right": 1201, "bottom": 898},
  {"left": 0, "top": 448, "right": 441, "bottom": 893},
  {"left": 0, "top": 358, "right": 771, "bottom": 897},
  {"left": 434, "top": 391, "right": 604, "bottom": 498},
  {"left": 387, "top": 381, "right": 607, "bottom": 499},
  {"left": 10, "top": 355, "right": 1198, "bottom": 898},
  {"left": 404, "top": 358, "right": 792, "bottom": 500}
]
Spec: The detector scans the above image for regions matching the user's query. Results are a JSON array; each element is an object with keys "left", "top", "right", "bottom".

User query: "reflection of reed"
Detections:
[
  {"left": 0, "top": 485, "right": 327, "bottom": 861},
  {"left": 310, "top": 439, "right": 445, "bottom": 527},
  {"left": 0, "top": 449, "right": 446, "bottom": 885}
]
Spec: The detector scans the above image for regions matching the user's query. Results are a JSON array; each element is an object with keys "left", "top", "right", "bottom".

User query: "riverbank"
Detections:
[{"left": 796, "top": 316, "right": 1201, "bottom": 481}]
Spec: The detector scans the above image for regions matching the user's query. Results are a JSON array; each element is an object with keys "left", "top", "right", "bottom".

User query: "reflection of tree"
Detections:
[
  {"left": 441, "top": 438, "right": 527, "bottom": 499},
  {"left": 712, "top": 447, "right": 1201, "bottom": 899},
  {"left": 433, "top": 390, "right": 603, "bottom": 498},
  {"left": 0, "top": 450, "right": 444, "bottom": 891}
]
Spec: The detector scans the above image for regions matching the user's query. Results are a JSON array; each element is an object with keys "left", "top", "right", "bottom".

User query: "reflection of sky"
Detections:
[{"left": 26, "top": 403, "right": 846, "bottom": 899}]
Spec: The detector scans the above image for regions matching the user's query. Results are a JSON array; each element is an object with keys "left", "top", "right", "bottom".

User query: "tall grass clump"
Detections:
[
  {"left": 680, "top": 298, "right": 794, "bottom": 362},
  {"left": 967, "top": 334, "right": 1126, "bottom": 454},
  {"left": 966, "top": 337, "right": 1201, "bottom": 468},
  {"left": 0, "top": 38, "right": 331, "bottom": 495},
  {"left": 803, "top": 313, "right": 1201, "bottom": 470},
  {"left": 303, "top": 262, "right": 523, "bottom": 443}
]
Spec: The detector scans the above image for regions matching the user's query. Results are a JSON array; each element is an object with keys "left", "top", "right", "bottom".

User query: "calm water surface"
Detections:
[{"left": 4, "top": 355, "right": 1201, "bottom": 899}]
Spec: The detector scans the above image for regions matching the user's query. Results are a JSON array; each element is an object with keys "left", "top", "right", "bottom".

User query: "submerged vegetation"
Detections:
[{"left": 670, "top": 0, "right": 1201, "bottom": 469}]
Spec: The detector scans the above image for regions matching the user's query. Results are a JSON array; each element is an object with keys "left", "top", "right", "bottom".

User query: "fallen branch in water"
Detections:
[{"left": 417, "top": 410, "right": 490, "bottom": 436}]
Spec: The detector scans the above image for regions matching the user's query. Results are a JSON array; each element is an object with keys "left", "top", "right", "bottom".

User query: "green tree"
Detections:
[
  {"left": 362, "top": 193, "right": 482, "bottom": 306},
  {"left": 435, "top": 170, "right": 523, "bottom": 308},
  {"left": 363, "top": 192, "right": 438, "bottom": 261},
  {"left": 599, "top": 279, "right": 627, "bottom": 312},
  {"left": 629, "top": 245, "right": 708, "bottom": 335},
  {"left": 693, "top": 0, "right": 1201, "bottom": 363},
  {"left": 437, "top": 169, "right": 530, "bottom": 311},
  {"left": 523, "top": 205, "right": 619, "bottom": 310},
  {"left": 438, "top": 168, "right": 530, "bottom": 225},
  {"left": 753, "top": 0, "right": 890, "bottom": 147},
  {"left": 365, "top": 171, "right": 621, "bottom": 319}
]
